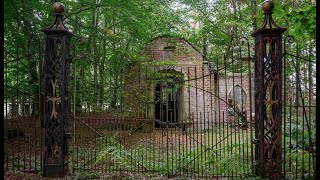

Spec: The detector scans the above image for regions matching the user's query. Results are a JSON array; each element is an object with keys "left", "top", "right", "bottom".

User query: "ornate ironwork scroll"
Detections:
[
  {"left": 42, "top": 2, "right": 73, "bottom": 177},
  {"left": 252, "top": 1, "right": 286, "bottom": 179}
]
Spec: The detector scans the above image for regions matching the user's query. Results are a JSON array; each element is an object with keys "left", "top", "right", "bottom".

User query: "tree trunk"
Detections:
[
  {"left": 93, "top": 0, "right": 101, "bottom": 110},
  {"left": 251, "top": 0, "right": 257, "bottom": 32}
]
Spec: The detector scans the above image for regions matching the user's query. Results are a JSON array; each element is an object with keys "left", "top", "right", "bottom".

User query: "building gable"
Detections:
[{"left": 141, "top": 35, "right": 203, "bottom": 66}]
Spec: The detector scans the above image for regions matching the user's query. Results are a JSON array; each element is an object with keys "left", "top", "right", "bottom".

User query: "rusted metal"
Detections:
[
  {"left": 252, "top": 1, "right": 286, "bottom": 179},
  {"left": 42, "top": 2, "right": 73, "bottom": 177},
  {"left": 240, "top": 36, "right": 255, "bottom": 174}
]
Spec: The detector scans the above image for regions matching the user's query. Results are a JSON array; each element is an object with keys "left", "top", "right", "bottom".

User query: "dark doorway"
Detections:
[{"left": 155, "top": 76, "right": 181, "bottom": 128}]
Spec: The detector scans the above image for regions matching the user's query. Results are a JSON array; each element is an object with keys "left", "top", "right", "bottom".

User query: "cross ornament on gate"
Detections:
[{"left": 47, "top": 79, "right": 61, "bottom": 119}]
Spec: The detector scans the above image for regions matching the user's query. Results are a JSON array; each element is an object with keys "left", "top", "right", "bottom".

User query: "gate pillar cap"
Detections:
[
  {"left": 252, "top": 0, "right": 287, "bottom": 37},
  {"left": 42, "top": 2, "right": 73, "bottom": 37},
  {"left": 262, "top": 0, "right": 274, "bottom": 13},
  {"left": 53, "top": 2, "right": 65, "bottom": 14}
]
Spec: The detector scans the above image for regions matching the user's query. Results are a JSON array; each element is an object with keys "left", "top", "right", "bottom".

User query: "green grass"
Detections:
[{"left": 90, "top": 128, "right": 254, "bottom": 177}]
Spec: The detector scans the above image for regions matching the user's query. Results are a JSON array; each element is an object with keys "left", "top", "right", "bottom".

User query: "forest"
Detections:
[{"left": 4, "top": 0, "right": 316, "bottom": 113}]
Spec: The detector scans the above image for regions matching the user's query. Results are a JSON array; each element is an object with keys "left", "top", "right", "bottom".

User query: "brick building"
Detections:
[{"left": 125, "top": 35, "right": 254, "bottom": 128}]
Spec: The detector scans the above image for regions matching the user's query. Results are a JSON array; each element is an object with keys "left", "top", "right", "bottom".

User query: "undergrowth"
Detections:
[{"left": 94, "top": 135, "right": 252, "bottom": 177}]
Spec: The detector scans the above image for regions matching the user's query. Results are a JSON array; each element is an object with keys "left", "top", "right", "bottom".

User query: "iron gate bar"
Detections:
[
  {"left": 232, "top": 47, "right": 236, "bottom": 177},
  {"left": 240, "top": 36, "right": 254, "bottom": 174}
]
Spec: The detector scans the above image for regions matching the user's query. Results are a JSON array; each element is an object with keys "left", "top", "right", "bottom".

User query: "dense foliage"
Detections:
[{"left": 4, "top": 0, "right": 316, "bottom": 114}]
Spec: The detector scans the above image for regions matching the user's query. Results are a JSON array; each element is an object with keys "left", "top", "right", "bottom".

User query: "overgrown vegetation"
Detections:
[{"left": 91, "top": 129, "right": 254, "bottom": 177}]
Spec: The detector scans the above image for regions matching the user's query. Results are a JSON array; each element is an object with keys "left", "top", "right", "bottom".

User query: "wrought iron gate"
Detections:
[{"left": 71, "top": 59, "right": 256, "bottom": 178}]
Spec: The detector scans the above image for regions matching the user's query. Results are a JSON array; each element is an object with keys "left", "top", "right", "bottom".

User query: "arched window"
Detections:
[{"left": 228, "top": 85, "right": 246, "bottom": 112}]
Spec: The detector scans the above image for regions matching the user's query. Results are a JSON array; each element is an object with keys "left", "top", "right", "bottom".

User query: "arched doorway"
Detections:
[{"left": 154, "top": 71, "right": 183, "bottom": 128}]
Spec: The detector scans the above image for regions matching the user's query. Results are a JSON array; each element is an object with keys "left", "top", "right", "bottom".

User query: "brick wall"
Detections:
[
  {"left": 217, "top": 73, "right": 255, "bottom": 123},
  {"left": 128, "top": 35, "right": 255, "bottom": 128}
]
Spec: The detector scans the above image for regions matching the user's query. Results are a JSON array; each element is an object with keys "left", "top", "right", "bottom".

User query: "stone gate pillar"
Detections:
[
  {"left": 252, "top": 1, "right": 286, "bottom": 179},
  {"left": 42, "top": 2, "right": 73, "bottom": 177}
]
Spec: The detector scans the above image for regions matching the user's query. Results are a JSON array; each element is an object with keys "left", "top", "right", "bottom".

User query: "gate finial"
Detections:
[
  {"left": 262, "top": 0, "right": 274, "bottom": 13},
  {"left": 259, "top": 0, "right": 281, "bottom": 29},
  {"left": 53, "top": 2, "right": 65, "bottom": 14},
  {"left": 44, "top": 2, "right": 71, "bottom": 32}
]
